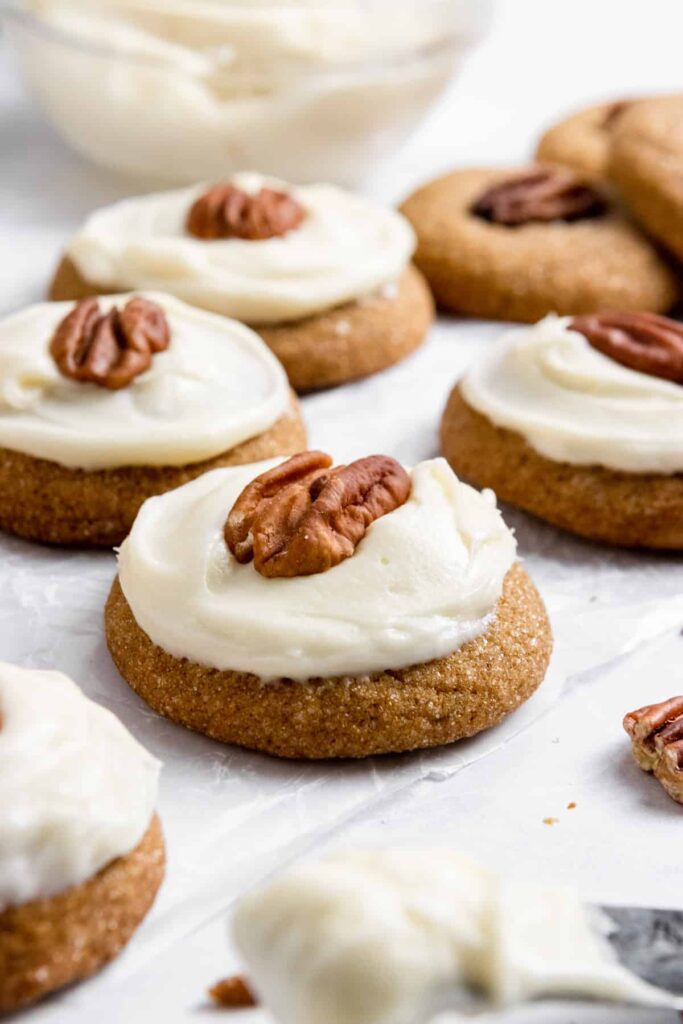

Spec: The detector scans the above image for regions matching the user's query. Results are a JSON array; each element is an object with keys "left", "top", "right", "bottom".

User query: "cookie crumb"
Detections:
[
  {"left": 209, "top": 975, "right": 257, "bottom": 1009},
  {"left": 567, "top": 801, "right": 577, "bottom": 810},
  {"left": 543, "top": 817, "right": 559, "bottom": 826}
]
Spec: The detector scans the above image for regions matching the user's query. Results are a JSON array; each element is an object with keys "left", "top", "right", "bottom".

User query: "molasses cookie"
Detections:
[
  {"left": 441, "top": 312, "right": 683, "bottom": 548},
  {"left": 49, "top": 174, "right": 434, "bottom": 391},
  {"left": 400, "top": 165, "right": 677, "bottom": 322},
  {"left": 609, "top": 95, "right": 683, "bottom": 261},
  {"left": 0, "top": 293, "right": 305, "bottom": 546},
  {"left": 0, "top": 662, "right": 164, "bottom": 1013},
  {"left": 536, "top": 99, "right": 640, "bottom": 177},
  {"left": 106, "top": 452, "right": 552, "bottom": 760}
]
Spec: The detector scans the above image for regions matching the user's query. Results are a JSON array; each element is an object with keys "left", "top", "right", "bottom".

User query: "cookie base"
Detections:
[
  {"left": 48, "top": 258, "right": 434, "bottom": 392},
  {"left": 0, "top": 815, "right": 164, "bottom": 1014},
  {"left": 105, "top": 564, "right": 552, "bottom": 760},
  {"left": 0, "top": 397, "right": 305, "bottom": 547},
  {"left": 441, "top": 386, "right": 683, "bottom": 549}
]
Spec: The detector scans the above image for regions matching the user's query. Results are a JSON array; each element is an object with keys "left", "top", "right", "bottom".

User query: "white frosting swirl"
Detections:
[
  {"left": 0, "top": 662, "right": 160, "bottom": 910},
  {"left": 233, "top": 849, "right": 672, "bottom": 1024},
  {"left": 117, "top": 457, "right": 517, "bottom": 681},
  {"left": 0, "top": 293, "right": 290, "bottom": 470},
  {"left": 65, "top": 174, "right": 416, "bottom": 324},
  {"left": 461, "top": 316, "right": 683, "bottom": 475}
]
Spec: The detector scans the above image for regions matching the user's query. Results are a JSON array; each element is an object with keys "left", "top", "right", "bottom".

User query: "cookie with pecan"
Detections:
[
  {"left": 0, "top": 294, "right": 306, "bottom": 546},
  {"left": 609, "top": 94, "right": 683, "bottom": 261},
  {"left": 48, "top": 175, "right": 433, "bottom": 392},
  {"left": 105, "top": 454, "right": 552, "bottom": 759},
  {"left": 536, "top": 99, "right": 642, "bottom": 178},
  {"left": 441, "top": 314, "right": 683, "bottom": 549},
  {"left": 400, "top": 165, "right": 677, "bottom": 323}
]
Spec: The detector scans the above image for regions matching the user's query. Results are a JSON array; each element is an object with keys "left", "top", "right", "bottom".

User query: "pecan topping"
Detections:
[
  {"left": 624, "top": 697, "right": 683, "bottom": 803},
  {"left": 570, "top": 312, "right": 683, "bottom": 384},
  {"left": 472, "top": 167, "right": 607, "bottom": 226},
  {"left": 187, "top": 184, "right": 305, "bottom": 241},
  {"left": 225, "top": 451, "right": 411, "bottom": 578},
  {"left": 208, "top": 975, "right": 257, "bottom": 1009},
  {"left": 50, "top": 297, "right": 170, "bottom": 390}
]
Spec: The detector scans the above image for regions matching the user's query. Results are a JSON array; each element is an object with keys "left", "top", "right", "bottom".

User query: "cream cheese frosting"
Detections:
[
  {"left": 65, "top": 174, "right": 417, "bottom": 324},
  {"left": 461, "top": 315, "right": 683, "bottom": 475},
  {"left": 117, "top": 457, "right": 517, "bottom": 681},
  {"left": 0, "top": 292, "right": 290, "bottom": 471},
  {"left": 0, "top": 662, "right": 160, "bottom": 910},
  {"left": 233, "top": 849, "right": 677, "bottom": 1024}
]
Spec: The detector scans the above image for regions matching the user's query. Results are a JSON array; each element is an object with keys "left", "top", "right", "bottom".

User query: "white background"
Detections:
[{"left": 2, "top": 1, "right": 683, "bottom": 1022}]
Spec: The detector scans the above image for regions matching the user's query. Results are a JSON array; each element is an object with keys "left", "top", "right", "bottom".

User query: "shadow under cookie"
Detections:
[
  {"left": 0, "top": 397, "right": 306, "bottom": 547},
  {"left": 441, "top": 386, "right": 683, "bottom": 550},
  {"left": 49, "top": 259, "right": 434, "bottom": 393},
  {"left": 105, "top": 563, "right": 552, "bottom": 761},
  {"left": 0, "top": 815, "right": 164, "bottom": 1015}
]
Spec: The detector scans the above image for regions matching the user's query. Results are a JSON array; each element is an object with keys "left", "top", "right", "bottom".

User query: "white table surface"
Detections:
[{"left": 2, "top": 2, "right": 683, "bottom": 1022}]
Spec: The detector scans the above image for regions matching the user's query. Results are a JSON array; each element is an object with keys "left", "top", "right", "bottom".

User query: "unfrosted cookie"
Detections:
[
  {"left": 49, "top": 174, "right": 433, "bottom": 391},
  {"left": 536, "top": 99, "right": 639, "bottom": 177},
  {"left": 0, "top": 293, "right": 306, "bottom": 546},
  {"left": 609, "top": 95, "right": 683, "bottom": 260},
  {"left": 400, "top": 165, "right": 678, "bottom": 323},
  {"left": 441, "top": 314, "right": 683, "bottom": 548},
  {"left": 0, "top": 663, "right": 164, "bottom": 1013},
  {"left": 106, "top": 452, "right": 552, "bottom": 759}
]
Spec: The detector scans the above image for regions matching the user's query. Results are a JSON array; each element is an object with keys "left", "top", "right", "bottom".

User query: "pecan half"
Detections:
[
  {"left": 570, "top": 312, "right": 683, "bottom": 384},
  {"left": 208, "top": 975, "right": 257, "bottom": 1009},
  {"left": 472, "top": 167, "right": 607, "bottom": 226},
  {"left": 225, "top": 451, "right": 411, "bottom": 578},
  {"left": 187, "top": 184, "right": 305, "bottom": 241},
  {"left": 624, "top": 697, "right": 683, "bottom": 803},
  {"left": 50, "top": 297, "right": 170, "bottom": 390}
]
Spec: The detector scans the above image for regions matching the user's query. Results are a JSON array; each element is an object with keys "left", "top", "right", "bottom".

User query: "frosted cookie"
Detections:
[
  {"left": 0, "top": 662, "right": 163, "bottom": 1013},
  {"left": 49, "top": 174, "right": 434, "bottom": 392},
  {"left": 105, "top": 451, "right": 552, "bottom": 760},
  {"left": 536, "top": 99, "right": 640, "bottom": 177},
  {"left": 232, "top": 849, "right": 671, "bottom": 1024},
  {"left": 399, "top": 165, "right": 678, "bottom": 322},
  {"left": 441, "top": 313, "right": 683, "bottom": 548},
  {"left": 0, "top": 293, "right": 305, "bottom": 546},
  {"left": 609, "top": 95, "right": 683, "bottom": 261}
]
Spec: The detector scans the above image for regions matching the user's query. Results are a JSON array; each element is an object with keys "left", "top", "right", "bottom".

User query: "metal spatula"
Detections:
[{"left": 600, "top": 905, "right": 683, "bottom": 998}]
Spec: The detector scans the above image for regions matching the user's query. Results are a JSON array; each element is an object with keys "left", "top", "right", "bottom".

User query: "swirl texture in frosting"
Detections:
[
  {"left": 65, "top": 174, "right": 416, "bottom": 324},
  {"left": 117, "top": 457, "right": 517, "bottom": 681},
  {"left": 0, "top": 662, "right": 160, "bottom": 910},
  {"left": 0, "top": 293, "right": 290, "bottom": 470},
  {"left": 461, "top": 315, "right": 683, "bottom": 474}
]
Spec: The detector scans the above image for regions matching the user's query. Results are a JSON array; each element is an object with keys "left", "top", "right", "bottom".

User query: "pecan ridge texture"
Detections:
[
  {"left": 187, "top": 183, "right": 305, "bottom": 241},
  {"left": 570, "top": 311, "right": 683, "bottom": 384},
  {"left": 624, "top": 696, "right": 683, "bottom": 804},
  {"left": 50, "top": 297, "right": 170, "bottom": 390},
  {"left": 472, "top": 167, "right": 607, "bottom": 226},
  {"left": 225, "top": 450, "right": 412, "bottom": 578}
]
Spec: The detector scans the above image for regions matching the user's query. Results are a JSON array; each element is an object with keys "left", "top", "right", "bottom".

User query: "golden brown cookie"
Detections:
[
  {"left": 105, "top": 563, "right": 552, "bottom": 760},
  {"left": 399, "top": 166, "right": 678, "bottom": 323},
  {"left": 609, "top": 95, "right": 683, "bottom": 261},
  {"left": 0, "top": 815, "right": 164, "bottom": 1015},
  {"left": 536, "top": 99, "right": 640, "bottom": 177},
  {"left": 441, "top": 385, "right": 683, "bottom": 549},
  {"left": 49, "top": 259, "right": 434, "bottom": 393},
  {"left": 0, "top": 396, "right": 306, "bottom": 547}
]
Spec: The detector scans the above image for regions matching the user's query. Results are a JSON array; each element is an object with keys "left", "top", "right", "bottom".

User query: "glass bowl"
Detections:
[{"left": 3, "top": 0, "right": 494, "bottom": 186}]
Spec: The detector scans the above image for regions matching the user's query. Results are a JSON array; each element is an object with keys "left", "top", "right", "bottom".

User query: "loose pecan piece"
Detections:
[
  {"left": 225, "top": 451, "right": 411, "bottom": 578},
  {"left": 624, "top": 696, "right": 683, "bottom": 803},
  {"left": 208, "top": 975, "right": 257, "bottom": 1009},
  {"left": 187, "top": 183, "right": 305, "bottom": 241},
  {"left": 50, "top": 297, "right": 170, "bottom": 390},
  {"left": 472, "top": 167, "right": 607, "bottom": 226},
  {"left": 570, "top": 311, "right": 683, "bottom": 384}
]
